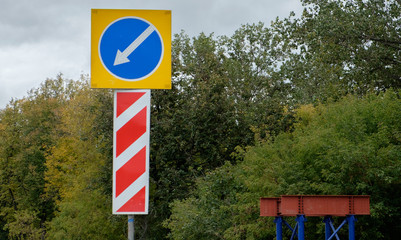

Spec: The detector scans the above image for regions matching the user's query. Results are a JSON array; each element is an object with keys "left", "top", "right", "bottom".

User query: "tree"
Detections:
[
  {"left": 0, "top": 75, "right": 126, "bottom": 239},
  {"left": 0, "top": 75, "right": 78, "bottom": 239},
  {"left": 166, "top": 90, "right": 401, "bottom": 239},
  {"left": 4, "top": 1, "right": 400, "bottom": 238},
  {"left": 274, "top": 0, "right": 401, "bottom": 103},
  {"left": 44, "top": 81, "right": 126, "bottom": 239},
  {"left": 144, "top": 28, "right": 293, "bottom": 238}
]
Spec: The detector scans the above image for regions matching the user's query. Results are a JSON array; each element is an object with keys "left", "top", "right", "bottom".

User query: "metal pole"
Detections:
[
  {"left": 323, "top": 216, "right": 332, "bottom": 240},
  {"left": 290, "top": 223, "right": 298, "bottom": 240},
  {"left": 274, "top": 217, "right": 283, "bottom": 240},
  {"left": 128, "top": 215, "right": 134, "bottom": 240},
  {"left": 347, "top": 215, "right": 356, "bottom": 240},
  {"left": 296, "top": 215, "right": 307, "bottom": 240}
]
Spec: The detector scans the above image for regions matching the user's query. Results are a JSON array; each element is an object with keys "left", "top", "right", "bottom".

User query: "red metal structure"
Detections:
[
  {"left": 260, "top": 195, "right": 370, "bottom": 240},
  {"left": 261, "top": 195, "right": 370, "bottom": 217}
]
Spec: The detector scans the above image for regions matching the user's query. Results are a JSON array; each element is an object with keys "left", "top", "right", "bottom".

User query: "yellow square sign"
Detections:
[{"left": 91, "top": 9, "right": 171, "bottom": 89}]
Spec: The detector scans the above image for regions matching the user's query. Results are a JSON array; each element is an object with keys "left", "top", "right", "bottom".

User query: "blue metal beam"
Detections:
[
  {"left": 296, "top": 215, "right": 307, "bottom": 240},
  {"left": 347, "top": 215, "right": 357, "bottom": 240},
  {"left": 274, "top": 217, "right": 283, "bottom": 240},
  {"left": 273, "top": 215, "right": 358, "bottom": 240},
  {"left": 323, "top": 216, "right": 332, "bottom": 240}
]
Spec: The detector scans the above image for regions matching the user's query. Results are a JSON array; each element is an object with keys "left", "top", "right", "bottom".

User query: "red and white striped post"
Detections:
[{"left": 113, "top": 90, "right": 150, "bottom": 214}]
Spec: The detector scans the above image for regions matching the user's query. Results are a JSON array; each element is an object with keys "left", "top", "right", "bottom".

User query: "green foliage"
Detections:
[
  {"left": 44, "top": 81, "right": 126, "bottom": 239},
  {"left": 1, "top": 27, "right": 292, "bottom": 238},
  {"left": 46, "top": 190, "right": 125, "bottom": 240},
  {"left": 167, "top": 91, "right": 401, "bottom": 239},
  {"left": 274, "top": 0, "right": 401, "bottom": 103},
  {"left": 0, "top": 76, "right": 125, "bottom": 239},
  {"left": 1, "top": 1, "right": 401, "bottom": 238},
  {"left": 146, "top": 28, "right": 293, "bottom": 239},
  {"left": 164, "top": 163, "right": 249, "bottom": 240},
  {"left": 0, "top": 75, "right": 75, "bottom": 239},
  {"left": 4, "top": 210, "right": 44, "bottom": 240}
]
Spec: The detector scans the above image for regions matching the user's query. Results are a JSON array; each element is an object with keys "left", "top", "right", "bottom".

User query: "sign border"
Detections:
[
  {"left": 91, "top": 9, "right": 171, "bottom": 89},
  {"left": 112, "top": 89, "right": 150, "bottom": 215}
]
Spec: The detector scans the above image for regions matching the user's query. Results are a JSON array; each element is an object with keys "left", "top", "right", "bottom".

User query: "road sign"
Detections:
[
  {"left": 91, "top": 9, "right": 171, "bottom": 89},
  {"left": 113, "top": 90, "right": 150, "bottom": 214}
]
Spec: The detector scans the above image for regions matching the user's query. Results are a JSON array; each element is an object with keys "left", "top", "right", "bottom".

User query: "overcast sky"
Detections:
[{"left": 0, "top": 0, "right": 303, "bottom": 109}]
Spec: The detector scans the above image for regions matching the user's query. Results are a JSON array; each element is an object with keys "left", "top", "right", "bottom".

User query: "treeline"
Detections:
[{"left": 0, "top": 0, "right": 400, "bottom": 239}]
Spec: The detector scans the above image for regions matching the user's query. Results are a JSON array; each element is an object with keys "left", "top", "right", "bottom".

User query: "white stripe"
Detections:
[
  {"left": 115, "top": 91, "right": 150, "bottom": 131},
  {"left": 114, "top": 133, "right": 149, "bottom": 170},
  {"left": 113, "top": 171, "right": 148, "bottom": 213}
]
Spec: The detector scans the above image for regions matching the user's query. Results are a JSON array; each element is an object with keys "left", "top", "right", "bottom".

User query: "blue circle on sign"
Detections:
[{"left": 99, "top": 17, "right": 163, "bottom": 81}]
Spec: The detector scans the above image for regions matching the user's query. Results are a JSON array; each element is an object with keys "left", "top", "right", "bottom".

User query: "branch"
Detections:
[{"left": 8, "top": 188, "right": 18, "bottom": 211}]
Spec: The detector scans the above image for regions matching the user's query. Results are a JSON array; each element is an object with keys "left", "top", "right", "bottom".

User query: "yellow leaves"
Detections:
[
  {"left": 56, "top": 89, "right": 96, "bottom": 137},
  {"left": 44, "top": 86, "right": 111, "bottom": 203},
  {"left": 46, "top": 138, "right": 106, "bottom": 203},
  {"left": 0, "top": 121, "right": 5, "bottom": 133},
  {"left": 45, "top": 137, "right": 78, "bottom": 200},
  {"left": 294, "top": 103, "right": 317, "bottom": 128}
]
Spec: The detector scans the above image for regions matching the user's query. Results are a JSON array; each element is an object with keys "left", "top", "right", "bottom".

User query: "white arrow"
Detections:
[{"left": 113, "top": 25, "right": 155, "bottom": 66}]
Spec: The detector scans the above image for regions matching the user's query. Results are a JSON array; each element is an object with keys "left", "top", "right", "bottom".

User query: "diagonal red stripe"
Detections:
[
  {"left": 116, "top": 92, "right": 146, "bottom": 117},
  {"left": 117, "top": 186, "right": 146, "bottom": 213},
  {"left": 116, "top": 147, "right": 146, "bottom": 197},
  {"left": 116, "top": 107, "right": 147, "bottom": 157}
]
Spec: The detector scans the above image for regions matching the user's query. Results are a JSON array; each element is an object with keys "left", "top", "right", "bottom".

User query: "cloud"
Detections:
[
  {"left": 0, "top": 0, "right": 303, "bottom": 108},
  {"left": 0, "top": 39, "right": 88, "bottom": 106}
]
